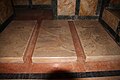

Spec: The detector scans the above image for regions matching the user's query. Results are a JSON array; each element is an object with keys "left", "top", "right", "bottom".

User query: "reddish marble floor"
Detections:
[{"left": 0, "top": 9, "right": 120, "bottom": 74}]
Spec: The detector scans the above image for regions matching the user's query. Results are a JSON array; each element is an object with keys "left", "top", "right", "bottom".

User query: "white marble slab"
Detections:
[
  {"left": 0, "top": 20, "right": 37, "bottom": 63},
  {"left": 32, "top": 20, "right": 77, "bottom": 63},
  {"left": 75, "top": 20, "right": 120, "bottom": 62}
]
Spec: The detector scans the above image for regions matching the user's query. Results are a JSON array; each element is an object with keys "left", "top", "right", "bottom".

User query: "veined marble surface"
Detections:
[
  {"left": 0, "top": 20, "right": 36, "bottom": 63},
  {"left": 57, "top": 0, "right": 76, "bottom": 16},
  {"left": 102, "top": 9, "right": 120, "bottom": 31},
  {"left": 75, "top": 20, "right": 120, "bottom": 62},
  {"left": 32, "top": 20, "right": 77, "bottom": 63},
  {"left": 79, "top": 0, "right": 98, "bottom": 16}
]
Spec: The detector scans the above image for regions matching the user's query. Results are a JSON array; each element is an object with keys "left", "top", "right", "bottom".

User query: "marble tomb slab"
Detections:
[
  {"left": 74, "top": 20, "right": 120, "bottom": 62},
  {"left": 0, "top": 20, "right": 37, "bottom": 63},
  {"left": 32, "top": 20, "right": 77, "bottom": 63}
]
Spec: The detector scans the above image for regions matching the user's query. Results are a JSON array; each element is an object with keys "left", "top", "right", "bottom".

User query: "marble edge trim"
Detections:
[
  {"left": 32, "top": 58, "right": 77, "bottom": 63},
  {"left": 86, "top": 55, "right": 120, "bottom": 62},
  {"left": 22, "top": 21, "right": 38, "bottom": 62},
  {"left": 0, "top": 57, "right": 24, "bottom": 63}
]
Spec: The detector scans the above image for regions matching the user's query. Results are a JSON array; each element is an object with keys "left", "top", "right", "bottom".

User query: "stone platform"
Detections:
[
  {"left": 0, "top": 20, "right": 120, "bottom": 63},
  {"left": 32, "top": 20, "right": 77, "bottom": 63},
  {"left": 0, "top": 20, "right": 37, "bottom": 63},
  {"left": 74, "top": 20, "right": 120, "bottom": 62}
]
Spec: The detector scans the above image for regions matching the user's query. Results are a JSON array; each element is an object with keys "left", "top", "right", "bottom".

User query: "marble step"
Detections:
[
  {"left": 0, "top": 20, "right": 37, "bottom": 63},
  {"left": 32, "top": 20, "right": 77, "bottom": 63},
  {"left": 74, "top": 20, "right": 120, "bottom": 62},
  {"left": 102, "top": 9, "right": 120, "bottom": 35}
]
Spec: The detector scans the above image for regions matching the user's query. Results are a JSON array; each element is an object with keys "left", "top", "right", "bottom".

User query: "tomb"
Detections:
[
  {"left": 75, "top": 20, "right": 120, "bottom": 62},
  {"left": 0, "top": 20, "right": 37, "bottom": 63},
  {"left": 32, "top": 20, "right": 77, "bottom": 63}
]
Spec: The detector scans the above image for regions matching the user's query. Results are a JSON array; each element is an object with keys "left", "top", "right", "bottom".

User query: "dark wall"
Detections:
[
  {"left": 13, "top": 0, "right": 29, "bottom": 5},
  {"left": 110, "top": 0, "right": 120, "bottom": 4},
  {"left": 32, "top": 0, "right": 51, "bottom": 5},
  {"left": 108, "top": 0, "right": 120, "bottom": 9},
  {"left": 0, "top": 0, "right": 13, "bottom": 24},
  {"left": 13, "top": 0, "right": 52, "bottom": 6}
]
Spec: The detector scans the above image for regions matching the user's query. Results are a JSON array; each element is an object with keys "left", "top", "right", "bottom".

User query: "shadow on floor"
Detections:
[{"left": 46, "top": 70, "right": 77, "bottom": 80}]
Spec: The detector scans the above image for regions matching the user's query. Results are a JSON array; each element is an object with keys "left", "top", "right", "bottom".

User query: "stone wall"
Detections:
[
  {"left": 13, "top": 0, "right": 29, "bottom": 5},
  {"left": 13, "top": 0, "right": 51, "bottom": 6},
  {"left": 109, "top": 0, "right": 120, "bottom": 8},
  {"left": 57, "top": 0, "right": 99, "bottom": 17},
  {"left": 0, "top": 0, "right": 13, "bottom": 24},
  {"left": 110, "top": 0, "right": 120, "bottom": 4},
  {"left": 32, "top": 0, "right": 51, "bottom": 5},
  {"left": 57, "top": 0, "right": 76, "bottom": 16},
  {"left": 79, "top": 0, "right": 98, "bottom": 16}
]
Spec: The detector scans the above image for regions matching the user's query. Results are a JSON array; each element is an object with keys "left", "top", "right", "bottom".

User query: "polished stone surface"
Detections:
[
  {"left": 32, "top": 20, "right": 77, "bottom": 63},
  {"left": 0, "top": 8, "right": 120, "bottom": 73},
  {"left": 102, "top": 9, "right": 120, "bottom": 31},
  {"left": 57, "top": 0, "right": 76, "bottom": 16},
  {"left": 0, "top": 20, "right": 36, "bottom": 63},
  {"left": 75, "top": 20, "right": 120, "bottom": 61},
  {"left": 79, "top": 0, "right": 98, "bottom": 16}
]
